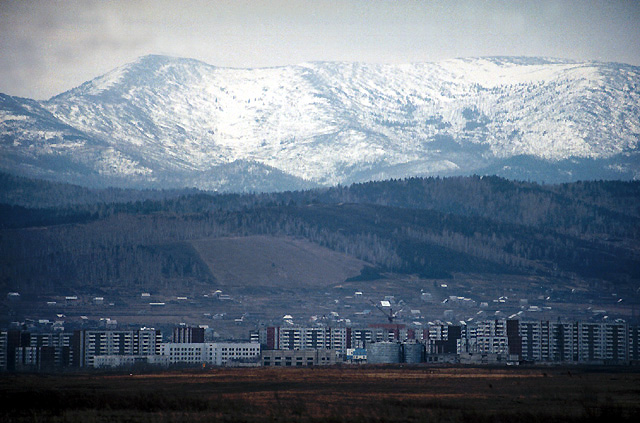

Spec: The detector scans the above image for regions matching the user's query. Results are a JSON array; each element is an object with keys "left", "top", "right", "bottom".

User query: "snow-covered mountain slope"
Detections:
[
  {"left": 2, "top": 55, "right": 639, "bottom": 190},
  {"left": 0, "top": 93, "right": 113, "bottom": 185}
]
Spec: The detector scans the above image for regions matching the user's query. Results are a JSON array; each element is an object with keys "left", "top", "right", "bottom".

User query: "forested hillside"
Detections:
[
  {"left": 0, "top": 172, "right": 201, "bottom": 208},
  {"left": 1, "top": 175, "right": 639, "bottom": 295}
]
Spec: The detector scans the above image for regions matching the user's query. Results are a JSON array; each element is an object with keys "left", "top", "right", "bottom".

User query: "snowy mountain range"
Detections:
[{"left": 1, "top": 55, "right": 639, "bottom": 191}]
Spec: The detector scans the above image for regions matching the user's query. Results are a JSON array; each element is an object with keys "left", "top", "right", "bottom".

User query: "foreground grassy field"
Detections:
[{"left": 2, "top": 365, "right": 640, "bottom": 422}]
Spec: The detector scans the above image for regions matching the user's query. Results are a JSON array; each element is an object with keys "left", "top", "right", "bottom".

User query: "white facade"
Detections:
[
  {"left": 472, "top": 336, "right": 509, "bottom": 355},
  {"left": 160, "top": 342, "right": 260, "bottom": 366},
  {"left": 520, "top": 321, "right": 580, "bottom": 362},
  {"left": 577, "top": 321, "right": 627, "bottom": 363},
  {"left": 264, "top": 327, "right": 349, "bottom": 353}
]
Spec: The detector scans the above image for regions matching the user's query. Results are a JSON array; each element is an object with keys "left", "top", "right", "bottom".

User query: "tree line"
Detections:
[{"left": 1, "top": 175, "right": 639, "bottom": 294}]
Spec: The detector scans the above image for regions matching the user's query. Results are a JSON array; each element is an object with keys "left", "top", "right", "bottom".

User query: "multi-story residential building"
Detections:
[
  {"left": 0, "top": 330, "right": 73, "bottom": 371},
  {"left": 425, "top": 324, "right": 462, "bottom": 354},
  {"left": 602, "top": 321, "right": 627, "bottom": 363},
  {"left": 3, "top": 319, "right": 640, "bottom": 371},
  {"left": 468, "top": 320, "right": 510, "bottom": 356},
  {"left": 18, "top": 332, "right": 73, "bottom": 370},
  {"left": 303, "top": 327, "right": 326, "bottom": 349},
  {"left": 138, "top": 327, "right": 162, "bottom": 356},
  {"left": 73, "top": 328, "right": 162, "bottom": 367},
  {"left": 368, "top": 324, "right": 411, "bottom": 343},
  {"left": 549, "top": 321, "right": 579, "bottom": 362},
  {"left": 506, "top": 319, "right": 522, "bottom": 359},
  {"left": 518, "top": 320, "right": 628, "bottom": 364},
  {"left": 629, "top": 324, "right": 640, "bottom": 363},
  {"left": 0, "top": 331, "right": 7, "bottom": 371},
  {"left": 578, "top": 322, "right": 605, "bottom": 363},
  {"left": 630, "top": 324, "right": 640, "bottom": 363},
  {"left": 329, "top": 327, "right": 349, "bottom": 353},
  {"left": 520, "top": 320, "right": 577, "bottom": 363},
  {"left": 262, "top": 326, "right": 351, "bottom": 353},
  {"left": 475, "top": 319, "right": 507, "bottom": 337},
  {"left": 350, "top": 328, "right": 374, "bottom": 348},
  {"left": 280, "top": 327, "right": 303, "bottom": 350},
  {"left": 159, "top": 342, "right": 260, "bottom": 366},
  {"left": 520, "top": 321, "right": 543, "bottom": 362},
  {"left": 473, "top": 335, "right": 509, "bottom": 355},
  {"left": 172, "top": 326, "right": 205, "bottom": 343}
]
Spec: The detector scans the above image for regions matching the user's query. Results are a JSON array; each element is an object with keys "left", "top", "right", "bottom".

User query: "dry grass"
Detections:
[
  {"left": 2, "top": 365, "right": 639, "bottom": 422},
  {"left": 191, "top": 236, "right": 366, "bottom": 289}
]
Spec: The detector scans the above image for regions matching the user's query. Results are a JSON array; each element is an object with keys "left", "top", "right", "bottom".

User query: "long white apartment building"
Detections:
[
  {"left": 481, "top": 319, "right": 634, "bottom": 364},
  {"left": 260, "top": 326, "right": 418, "bottom": 352},
  {"left": 519, "top": 321, "right": 580, "bottom": 362},
  {"left": 262, "top": 327, "right": 349, "bottom": 353},
  {"left": 515, "top": 320, "right": 630, "bottom": 363},
  {"left": 159, "top": 342, "right": 260, "bottom": 366}
]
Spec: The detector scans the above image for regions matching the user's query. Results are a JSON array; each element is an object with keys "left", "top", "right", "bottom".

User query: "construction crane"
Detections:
[{"left": 370, "top": 300, "right": 402, "bottom": 323}]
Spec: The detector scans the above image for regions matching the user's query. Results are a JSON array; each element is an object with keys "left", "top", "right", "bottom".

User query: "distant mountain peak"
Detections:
[{"left": 2, "top": 55, "right": 639, "bottom": 191}]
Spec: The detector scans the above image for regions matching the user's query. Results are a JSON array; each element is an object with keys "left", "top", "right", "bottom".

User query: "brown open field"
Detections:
[
  {"left": 2, "top": 365, "right": 640, "bottom": 422},
  {"left": 191, "top": 236, "right": 366, "bottom": 290}
]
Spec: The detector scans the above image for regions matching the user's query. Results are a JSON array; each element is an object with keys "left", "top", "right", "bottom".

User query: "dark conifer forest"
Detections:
[{"left": 1, "top": 173, "right": 639, "bottom": 295}]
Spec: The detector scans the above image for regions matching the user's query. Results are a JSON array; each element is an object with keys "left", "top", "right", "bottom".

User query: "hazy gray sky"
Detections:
[{"left": 2, "top": 0, "right": 639, "bottom": 99}]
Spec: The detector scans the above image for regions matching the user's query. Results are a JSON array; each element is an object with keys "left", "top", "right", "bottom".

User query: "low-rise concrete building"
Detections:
[{"left": 261, "top": 349, "right": 337, "bottom": 367}]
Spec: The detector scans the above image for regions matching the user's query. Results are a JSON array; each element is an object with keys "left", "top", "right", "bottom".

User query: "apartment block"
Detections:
[
  {"left": 425, "top": 324, "right": 462, "bottom": 354},
  {"left": 517, "top": 320, "right": 628, "bottom": 364},
  {"left": 0, "top": 331, "right": 7, "bottom": 370},
  {"left": 159, "top": 342, "right": 260, "bottom": 366},
  {"left": 0, "top": 330, "right": 73, "bottom": 371},
  {"left": 630, "top": 324, "right": 640, "bottom": 363},
  {"left": 172, "top": 326, "right": 205, "bottom": 343},
  {"left": 73, "top": 328, "right": 162, "bottom": 367},
  {"left": 262, "top": 326, "right": 350, "bottom": 353}
]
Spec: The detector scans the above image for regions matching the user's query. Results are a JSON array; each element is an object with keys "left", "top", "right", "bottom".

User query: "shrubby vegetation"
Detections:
[{"left": 2, "top": 367, "right": 639, "bottom": 423}]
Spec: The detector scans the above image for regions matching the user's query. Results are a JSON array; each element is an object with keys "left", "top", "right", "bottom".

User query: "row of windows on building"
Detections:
[
  {"left": 257, "top": 320, "right": 640, "bottom": 364},
  {"left": 0, "top": 328, "right": 262, "bottom": 370},
  {"left": 159, "top": 343, "right": 260, "bottom": 366},
  {"left": 2, "top": 319, "right": 640, "bottom": 370}
]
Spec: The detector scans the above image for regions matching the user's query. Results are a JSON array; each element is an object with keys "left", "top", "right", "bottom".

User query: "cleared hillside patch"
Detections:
[{"left": 190, "top": 236, "right": 367, "bottom": 290}]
